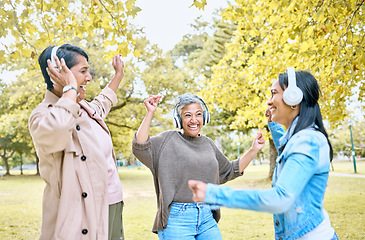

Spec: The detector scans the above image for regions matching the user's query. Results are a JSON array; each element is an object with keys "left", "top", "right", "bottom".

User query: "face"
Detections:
[
  {"left": 70, "top": 55, "right": 92, "bottom": 102},
  {"left": 180, "top": 103, "right": 204, "bottom": 137},
  {"left": 267, "top": 80, "right": 299, "bottom": 129}
]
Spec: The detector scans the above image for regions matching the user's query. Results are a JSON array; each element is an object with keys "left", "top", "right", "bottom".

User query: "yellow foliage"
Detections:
[{"left": 202, "top": 0, "right": 365, "bottom": 130}]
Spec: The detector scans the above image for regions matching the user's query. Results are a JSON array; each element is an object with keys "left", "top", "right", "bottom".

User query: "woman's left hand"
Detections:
[
  {"left": 188, "top": 180, "right": 207, "bottom": 203},
  {"left": 251, "top": 131, "right": 265, "bottom": 152},
  {"left": 112, "top": 54, "right": 125, "bottom": 78}
]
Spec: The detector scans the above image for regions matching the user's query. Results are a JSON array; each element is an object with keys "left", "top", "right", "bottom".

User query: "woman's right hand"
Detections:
[
  {"left": 144, "top": 95, "right": 162, "bottom": 114},
  {"left": 265, "top": 107, "right": 272, "bottom": 122},
  {"left": 46, "top": 56, "right": 78, "bottom": 88}
]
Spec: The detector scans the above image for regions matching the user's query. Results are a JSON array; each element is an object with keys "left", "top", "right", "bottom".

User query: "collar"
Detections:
[
  {"left": 43, "top": 89, "right": 60, "bottom": 104},
  {"left": 279, "top": 116, "right": 299, "bottom": 148}
]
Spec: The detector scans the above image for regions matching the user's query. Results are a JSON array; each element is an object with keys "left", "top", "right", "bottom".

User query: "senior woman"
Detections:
[
  {"left": 29, "top": 44, "right": 124, "bottom": 240},
  {"left": 132, "top": 93, "right": 265, "bottom": 239}
]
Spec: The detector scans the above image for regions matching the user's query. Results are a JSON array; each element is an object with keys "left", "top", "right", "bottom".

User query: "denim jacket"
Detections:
[{"left": 205, "top": 119, "right": 331, "bottom": 240}]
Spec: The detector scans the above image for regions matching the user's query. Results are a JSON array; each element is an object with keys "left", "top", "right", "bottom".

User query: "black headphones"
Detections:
[
  {"left": 283, "top": 67, "right": 303, "bottom": 106},
  {"left": 172, "top": 96, "right": 210, "bottom": 129}
]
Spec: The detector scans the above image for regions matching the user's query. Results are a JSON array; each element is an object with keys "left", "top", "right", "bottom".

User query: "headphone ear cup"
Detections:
[
  {"left": 283, "top": 67, "right": 303, "bottom": 106},
  {"left": 173, "top": 115, "right": 182, "bottom": 129},
  {"left": 203, "top": 110, "right": 210, "bottom": 125},
  {"left": 283, "top": 86, "right": 303, "bottom": 106}
]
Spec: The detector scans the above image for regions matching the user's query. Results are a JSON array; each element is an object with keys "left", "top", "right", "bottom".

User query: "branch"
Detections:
[
  {"left": 97, "top": 0, "right": 124, "bottom": 34},
  {"left": 40, "top": 0, "right": 51, "bottom": 40},
  {"left": 104, "top": 121, "right": 136, "bottom": 130},
  {"left": 9, "top": 0, "right": 37, "bottom": 52}
]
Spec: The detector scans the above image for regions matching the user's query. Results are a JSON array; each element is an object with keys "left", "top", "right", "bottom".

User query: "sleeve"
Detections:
[
  {"left": 213, "top": 142, "right": 243, "bottom": 184},
  {"left": 132, "top": 133, "right": 154, "bottom": 169},
  {"left": 87, "top": 87, "right": 117, "bottom": 119},
  {"left": 28, "top": 98, "right": 80, "bottom": 154},
  {"left": 268, "top": 122, "right": 285, "bottom": 152},
  {"left": 205, "top": 135, "right": 318, "bottom": 214}
]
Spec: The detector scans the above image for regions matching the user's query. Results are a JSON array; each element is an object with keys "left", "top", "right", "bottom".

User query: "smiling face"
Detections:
[
  {"left": 180, "top": 102, "right": 204, "bottom": 137},
  {"left": 70, "top": 55, "right": 92, "bottom": 102},
  {"left": 267, "top": 80, "right": 299, "bottom": 129}
]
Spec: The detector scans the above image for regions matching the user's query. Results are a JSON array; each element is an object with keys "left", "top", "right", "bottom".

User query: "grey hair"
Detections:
[{"left": 175, "top": 93, "right": 205, "bottom": 116}]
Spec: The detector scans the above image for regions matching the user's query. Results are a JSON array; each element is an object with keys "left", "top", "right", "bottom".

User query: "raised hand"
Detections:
[
  {"left": 251, "top": 131, "right": 265, "bottom": 152},
  {"left": 265, "top": 107, "right": 272, "bottom": 122},
  {"left": 112, "top": 54, "right": 124, "bottom": 78},
  {"left": 144, "top": 95, "right": 162, "bottom": 114}
]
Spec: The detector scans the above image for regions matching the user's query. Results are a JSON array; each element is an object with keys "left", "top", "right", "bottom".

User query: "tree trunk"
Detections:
[
  {"left": 268, "top": 138, "right": 278, "bottom": 180},
  {"left": 35, "top": 153, "right": 40, "bottom": 175},
  {"left": 2, "top": 144, "right": 10, "bottom": 176},
  {"left": 20, "top": 153, "right": 23, "bottom": 175}
]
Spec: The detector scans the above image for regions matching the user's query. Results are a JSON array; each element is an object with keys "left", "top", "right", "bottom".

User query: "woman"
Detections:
[
  {"left": 29, "top": 44, "right": 125, "bottom": 240},
  {"left": 132, "top": 93, "right": 265, "bottom": 239},
  {"left": 189, "top": 69, "right": 338, "bottom": 240}
]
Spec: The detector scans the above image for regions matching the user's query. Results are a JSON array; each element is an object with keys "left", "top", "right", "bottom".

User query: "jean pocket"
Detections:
[{"left": 169, "top": 204, "right": 185, "bottom": 216}]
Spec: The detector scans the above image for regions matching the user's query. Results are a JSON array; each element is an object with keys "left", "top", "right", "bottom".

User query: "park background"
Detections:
[{"left": 0, "top": 0, "right": 364, "bottom": 239}]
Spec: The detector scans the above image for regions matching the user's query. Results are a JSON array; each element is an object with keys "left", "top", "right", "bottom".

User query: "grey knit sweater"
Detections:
[{"left": 132, "top": 130, "right": 242, "bottom": 233}]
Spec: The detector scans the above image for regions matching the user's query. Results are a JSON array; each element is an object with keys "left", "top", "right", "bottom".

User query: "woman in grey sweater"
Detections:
[{"left": 132, "top": 93, "right": 264, "bottom": 239}]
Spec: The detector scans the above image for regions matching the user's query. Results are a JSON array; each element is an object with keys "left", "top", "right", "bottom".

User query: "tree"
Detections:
[
  {"left": 0, "top": 0, "right": 205, "bottom": 167},
  {"left": 204, "top": 0, "right": 364, "bottom": 129},
  {"left": 200, "top": 0, "right": 365, "bottom": 177}
]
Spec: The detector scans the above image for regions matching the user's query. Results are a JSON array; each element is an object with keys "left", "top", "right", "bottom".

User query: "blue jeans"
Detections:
[{"left": 158, "top": 202, "right": 222, "bottom": 240}]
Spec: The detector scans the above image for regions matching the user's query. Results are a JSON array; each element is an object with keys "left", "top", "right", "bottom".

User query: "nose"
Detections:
[
  {"left": 86, "top": 72, "right": 92, "bottom": 82},
  {"left": 267, "top": 97, "right": 273, "bottom": 106},
  {"left": 190, "top": 115, "right": 199, "bottom": 123}
]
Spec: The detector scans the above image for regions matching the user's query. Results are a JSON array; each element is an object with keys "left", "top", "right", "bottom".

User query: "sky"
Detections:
[
  {"left": 131, "top": 0, "right": 229, "bottom": 52},
  {"left": 0, "top": 0, "right": 229, "bottom": 82}
]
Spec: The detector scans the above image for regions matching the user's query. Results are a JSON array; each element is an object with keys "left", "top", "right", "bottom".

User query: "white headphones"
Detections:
[
  {"left": 51, "top": 46, "right": 60, "bottom": 69},
  {"left": 283, "top": 67, "right": 303, "bottom": 106},
  {"left": 49, "top": 46, "right": 60, "bottom": 84},
  {"left": 173, "top": 97, "right": 210, "bottom": 129}
]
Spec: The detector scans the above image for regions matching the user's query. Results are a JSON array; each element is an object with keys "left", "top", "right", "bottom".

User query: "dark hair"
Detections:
[
  {"left": 278, "top": 70, "right": 333, "bottom": 161},
  {"left": 38, "top": 44, "right": 89, "bottom": 90}
]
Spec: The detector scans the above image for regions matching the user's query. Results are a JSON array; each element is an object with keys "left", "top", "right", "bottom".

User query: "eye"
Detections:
[
  {"left": 184, "top": 113, "right": 191, "bottom": 117},
  {"left": 197, "top": 112, "right": 203, "bottom": 116}
]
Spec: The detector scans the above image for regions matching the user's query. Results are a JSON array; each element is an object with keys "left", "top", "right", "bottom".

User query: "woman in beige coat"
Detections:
[{"left": 29, "top": 44, "right": 125, "bottom": 240}]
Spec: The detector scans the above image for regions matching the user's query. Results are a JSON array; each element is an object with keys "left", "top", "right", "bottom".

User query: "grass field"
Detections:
[{"left": 0, "top": 161, "right": 364, "bottom": 239}]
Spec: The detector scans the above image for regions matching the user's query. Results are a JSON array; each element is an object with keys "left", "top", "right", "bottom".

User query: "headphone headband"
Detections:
[{"left": 51, "top": 46, "right": 60, "bottom": 68}]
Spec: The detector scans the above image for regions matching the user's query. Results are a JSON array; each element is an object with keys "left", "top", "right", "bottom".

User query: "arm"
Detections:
[
  {"left": 29, "top": 99, "right": 80, "bottom": 154},
  {"left": 238, "top": 131, "right": 265, "bottom": 173},
  {"left": 84, "top": 55, "right": 125, "bottom": 118},
  {"left": 216, "top": 131, "right": 264, "bottom": 184},
  {"left": 135, "top": 95, "right": 161, "bottom": 143},
  {"left": 190, "top": 135, "right": 318, "bottom": 213}
]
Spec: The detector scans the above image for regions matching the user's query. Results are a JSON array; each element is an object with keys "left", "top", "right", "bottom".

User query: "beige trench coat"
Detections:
[{"left": 29, "top": 87, "right": 117, "bottom": 240}]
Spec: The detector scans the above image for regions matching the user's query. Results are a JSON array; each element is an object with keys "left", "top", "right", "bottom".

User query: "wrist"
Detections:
[{"left": 63, "top": 85, "right": 78, "bottom": 94}]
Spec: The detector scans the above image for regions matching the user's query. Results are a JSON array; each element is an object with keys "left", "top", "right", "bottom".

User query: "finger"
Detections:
[
  {"left": 53, "top": 55, "right": 62, "bottom": 71},
  {"left": 46, "top": 60, "right": 59, "bottom": 76},
  {"left": 188, "top": 180, "right": 199, "bottom": 190}
]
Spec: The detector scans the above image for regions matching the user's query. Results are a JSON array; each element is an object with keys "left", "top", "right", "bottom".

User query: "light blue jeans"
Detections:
[{"left": 158, "top": 202, "right": 223, "bottom": 240}]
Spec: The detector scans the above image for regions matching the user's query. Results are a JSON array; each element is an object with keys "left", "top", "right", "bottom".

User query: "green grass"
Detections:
[{"left": 0, "top": 161, "right": 364, "bottom": 239}]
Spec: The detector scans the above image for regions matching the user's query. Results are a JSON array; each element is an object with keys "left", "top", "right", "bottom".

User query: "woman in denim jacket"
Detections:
[{"left": 189, "top": 69, "right": 338, "bottom": 240}]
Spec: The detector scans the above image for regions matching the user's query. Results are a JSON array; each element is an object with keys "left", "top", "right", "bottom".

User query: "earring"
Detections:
[{"left": 291, "top": 105, "right": 298, "bottom": 110}]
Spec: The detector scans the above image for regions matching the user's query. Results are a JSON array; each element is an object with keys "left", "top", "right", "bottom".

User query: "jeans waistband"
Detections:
[{"left": 172, "top": 202, "right": 220, "bottom": 210}]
